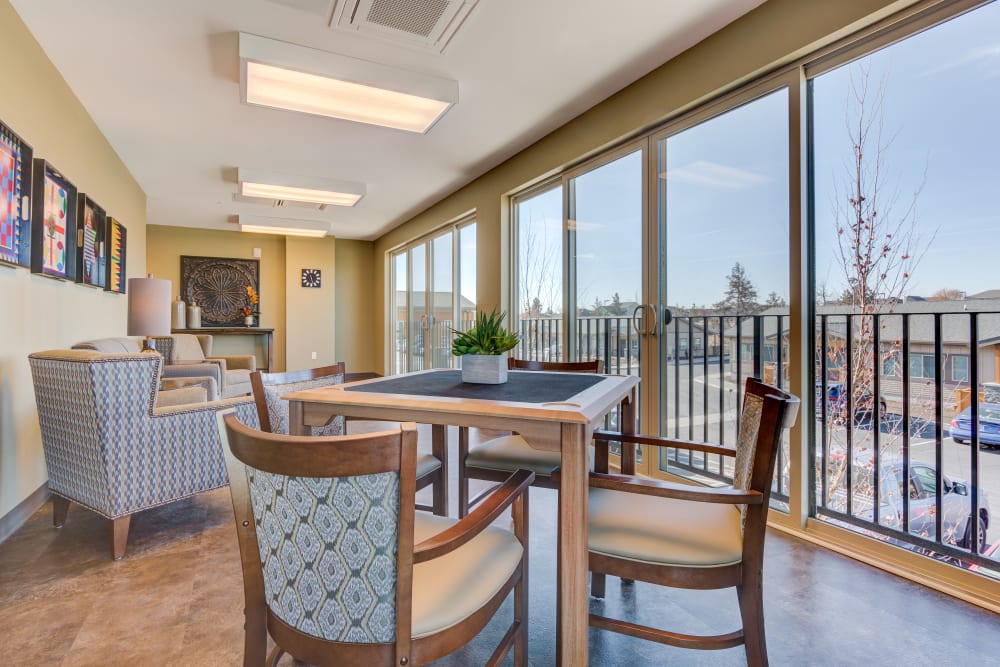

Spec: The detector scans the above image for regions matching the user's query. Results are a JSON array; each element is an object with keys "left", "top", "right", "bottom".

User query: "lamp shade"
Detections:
[{"left": 127, "top": 276, "right": 172, "bottom": 337}]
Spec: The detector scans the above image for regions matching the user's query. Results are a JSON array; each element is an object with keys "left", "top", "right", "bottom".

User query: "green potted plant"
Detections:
[{"left": 451, "top": 309, "right": 519, "bottom": 384}]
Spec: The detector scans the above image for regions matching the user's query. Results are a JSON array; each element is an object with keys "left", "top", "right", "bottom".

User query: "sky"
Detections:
[{"left": 516, "top": 1, "right": 1000, "bottom": 312}]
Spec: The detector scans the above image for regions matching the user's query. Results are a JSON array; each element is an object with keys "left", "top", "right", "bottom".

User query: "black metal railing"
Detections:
[{"left": 815, "top": 310, "right": 998, "bottom": 570}]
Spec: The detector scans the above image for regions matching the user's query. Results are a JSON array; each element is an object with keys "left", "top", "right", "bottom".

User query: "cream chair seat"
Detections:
[
  {"left": 589, "top": 486, "right": 744, "bottom": 567},
  {"left": 411, "top": 513, "right": 523, "bottom": 638},
  {"left": 464, "top": 434, "right": 560, "bottom": 476}
]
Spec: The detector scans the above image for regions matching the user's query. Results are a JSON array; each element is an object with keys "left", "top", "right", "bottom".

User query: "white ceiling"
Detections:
[{"left": 11, "top": 0, "right": 764, "bottom": 240}]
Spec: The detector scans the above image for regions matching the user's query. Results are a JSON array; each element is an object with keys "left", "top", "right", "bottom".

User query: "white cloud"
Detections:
[
  {"left": 921, "top": 44, "right": 1000, "bottom": 77},
  {"left": 662, "top": 160, "right": 770, "bottom": 190}
]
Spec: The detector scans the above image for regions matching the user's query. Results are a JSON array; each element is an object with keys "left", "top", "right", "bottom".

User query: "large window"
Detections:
[
  {"left": 391, "top": 218, "right": 476, "bottom": 374},
  {"left": 811, "top": 1, "right": 1000, "bottom": 562}
]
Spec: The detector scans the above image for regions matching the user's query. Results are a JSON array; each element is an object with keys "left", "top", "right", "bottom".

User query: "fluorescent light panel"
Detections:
[
  {"left": 239, "top": 33, "right": 458, "bottom": 133},
  {"left": 239, "top": 215, "right": 330, "bottom": 238},
  {"left": 238, "top": 169, "right": 365, "bottom": 207}
]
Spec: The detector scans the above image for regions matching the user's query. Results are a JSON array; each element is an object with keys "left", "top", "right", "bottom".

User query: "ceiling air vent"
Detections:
[{"left": 330, "top": 0, "right": 480, "bottom": 53}]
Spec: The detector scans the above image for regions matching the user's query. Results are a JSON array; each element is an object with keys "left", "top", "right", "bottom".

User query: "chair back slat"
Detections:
[
  {"left": 251, "top": 363, "right": 346, "bottom": 435},
  {"left": 508, "top": 358, "right": 604, "bottom": 373}
]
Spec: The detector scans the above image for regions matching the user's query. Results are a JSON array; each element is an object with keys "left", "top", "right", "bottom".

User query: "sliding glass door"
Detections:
[{"left": 392, "top": 218, "right": 476, "bottom": 374}]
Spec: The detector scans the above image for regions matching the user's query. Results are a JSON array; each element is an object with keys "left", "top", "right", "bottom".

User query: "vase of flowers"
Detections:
[
  {"left": 451, "top": 309, "right": 519, "bottom": 384},
  {"left": 242, "top": 285, "right": 260, "bottom": 327}
]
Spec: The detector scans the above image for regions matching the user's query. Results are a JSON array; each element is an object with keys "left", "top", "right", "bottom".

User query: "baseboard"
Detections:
[{"left": 0, "top": 483, "right": 50, "bottom": 545}]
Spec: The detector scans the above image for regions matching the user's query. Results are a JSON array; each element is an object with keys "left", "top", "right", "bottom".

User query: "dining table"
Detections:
[{"left": 284, "top": 367, "right": 638, "bottom": 666}]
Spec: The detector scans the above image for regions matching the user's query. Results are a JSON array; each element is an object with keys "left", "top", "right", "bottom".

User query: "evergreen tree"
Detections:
[{"left": 714, "top": 262, "right": 759, "bottom": 314}]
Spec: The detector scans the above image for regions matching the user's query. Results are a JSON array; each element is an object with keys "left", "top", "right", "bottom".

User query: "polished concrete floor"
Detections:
[{"left": 3, "top": 426, "right": 999, "bottom": 666}]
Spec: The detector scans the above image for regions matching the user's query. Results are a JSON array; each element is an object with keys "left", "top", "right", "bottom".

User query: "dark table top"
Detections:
[{"left": 345, "top": 369, "right": 604, "bottom": 404}]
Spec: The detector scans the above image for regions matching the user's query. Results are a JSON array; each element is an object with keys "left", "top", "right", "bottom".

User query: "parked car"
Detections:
[
  {"left": 950, "top": 402, "right": 1000, "bottom": 448},
  {"left": 826, "top": 453, "right": 989, "bottom": 552},
  {"left": 815, "top": 382, "right": 887, "bottom": 423}
]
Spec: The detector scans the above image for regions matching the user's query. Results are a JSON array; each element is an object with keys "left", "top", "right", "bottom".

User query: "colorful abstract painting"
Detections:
[
  {"left": 106, "top": 217, "right": 126, "bottom": 294},
  {"left": 0, "top": 121, "right": 32, "bottom": 267},
  {"left": 77, "top": 196, "right": 106, "bottom": 288},
  {"left": 30, "top": 159, "right": 77, "bottom": 281},
  {"left": 42, "top": 175, "right": 68, "bottom": 275}
]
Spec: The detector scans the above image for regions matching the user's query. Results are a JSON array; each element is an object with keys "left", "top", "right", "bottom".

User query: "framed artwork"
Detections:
[
  {"left": 180, "top": 255, "right": 260, "bottom": 327},
  {"left": 105, "top": 217, "right": 127, "bottom": 294},
  {"left": 301, "top": 268, "right": 321, "bottom": 288},
  {"left": 0, "top": 120, "right": 33, "bottom": 268},
  {"left": 30, "top": 159, "right": 77, "bottom": 281},
  {"left": 76, "top": 194, "right": 107, "bottom": 288}
]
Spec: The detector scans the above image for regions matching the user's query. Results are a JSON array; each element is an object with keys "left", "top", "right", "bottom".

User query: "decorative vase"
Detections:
[
  {"left": 244, "top": 315, "right": 255, "bottom": 327},
  {"left": 172, "top": 296, "right": 186, "bottom": 330},
  {"left": 187, "top": 301, "right": 201, "bottom": 328},
  {"left": 461, "top": 354, "right": 508, "bottom": 384}
]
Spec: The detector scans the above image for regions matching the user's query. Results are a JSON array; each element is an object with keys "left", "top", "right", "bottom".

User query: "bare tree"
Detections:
[{"left": 823, "top": 61, "right": 933, "bottom": 506}]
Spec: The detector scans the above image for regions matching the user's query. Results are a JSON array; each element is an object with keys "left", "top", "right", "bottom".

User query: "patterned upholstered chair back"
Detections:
[
  {"left": 220, "top": 413, "right": 417, "bottom": 647},
  {"left": 250, "top": 363, "right": 346, "bottom": 436}
]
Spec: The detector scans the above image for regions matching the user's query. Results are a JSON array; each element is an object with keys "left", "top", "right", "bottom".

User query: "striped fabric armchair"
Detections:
[{"left": 28, "top": 349, "right": 259, "bottom": 559}]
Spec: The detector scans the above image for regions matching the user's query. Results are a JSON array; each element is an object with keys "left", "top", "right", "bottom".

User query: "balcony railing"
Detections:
[{"left": 517, "top": 310, "right": 999, "bottom": 574}]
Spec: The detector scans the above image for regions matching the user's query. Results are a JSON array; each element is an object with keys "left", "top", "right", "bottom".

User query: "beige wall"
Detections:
[
  {"left": 285, "top": 236, "right": 336, "bottom": 371},
  {"left": 334, "top": 240, "right": 375, "bottom": 373},
  {"left": 370, "top": 0, "right": 905, "bottom": 374},
  {"left": 0, "top": 1, "right": 147, "bottom": 520},
  {"left": 145, "top": 226, "right": 288, "bottom": 372}
]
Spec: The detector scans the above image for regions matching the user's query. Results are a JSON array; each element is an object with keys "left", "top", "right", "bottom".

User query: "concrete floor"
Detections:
[{"left": 2, "top": 426, "right": 999, "bottom": 666}]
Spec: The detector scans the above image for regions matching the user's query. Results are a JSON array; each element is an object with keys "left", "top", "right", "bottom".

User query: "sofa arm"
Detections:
[
  {"left": 163, "top": 361, "right": 223, "bottom": 387},
  {"left": 155, "top": 386, "right": 208, "bottom": 407},
  {"left": 208, "top": 355, "right": 256, "bottom": 372},
  {"left": 160, "top": 376, "right": 219, "bottom": 402}
]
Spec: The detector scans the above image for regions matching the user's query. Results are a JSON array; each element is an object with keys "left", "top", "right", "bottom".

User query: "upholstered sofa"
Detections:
[
  {"left": 150, "top": 334, "right": 254, "bottom": 399},
  {"left": 28, "top": 349, "right": 259, "bottom": 559},
  {"left": 73, "top": 337, "right": 220, "bottom": 402}
]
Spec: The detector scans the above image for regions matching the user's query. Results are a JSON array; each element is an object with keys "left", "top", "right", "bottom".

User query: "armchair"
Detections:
[
  {"left": 220, "top": 413, "right": 532, "bottom": 666},
  {"left": 578, "top": 377, "right": 799, "bottom": 666},
  {"left": 151, "top": 333, "right": 255, "bottom": 398},
  {"left": 73, "top": 336, "right": 219, "bottom": 402},
  {"left": 28, "top": 349, "right": 259, "bottom": 559}
]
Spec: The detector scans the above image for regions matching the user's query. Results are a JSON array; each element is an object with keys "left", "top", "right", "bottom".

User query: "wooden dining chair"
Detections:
[
  {"left": 457, "top": 357, "right": 604, "bottom": 517},
  {"left": 581, "top": 377, "right": 799, "bottom": 667},
  {"left": 250, "top": 363, "right": 448, "bottom": 516},
  {"left": 219, "top": 412, "right": 533, "bottom": 667}
]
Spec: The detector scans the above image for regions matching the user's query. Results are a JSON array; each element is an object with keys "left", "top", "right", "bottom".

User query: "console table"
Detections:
[{"left": 171, "top": 327, "right": 274, "bottom": 372}]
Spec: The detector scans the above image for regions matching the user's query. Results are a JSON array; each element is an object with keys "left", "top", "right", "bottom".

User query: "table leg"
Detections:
[
  {"left": 289, "top": 400, "right": 306, "bottom": 436},
  {"left": 431, "top": 424, "right": 449, "bottom": 516},
  {"left": 621, "top": 389, "right": 638, "bottom": 476},
  {"left": 557, "top": 421, "right": 588, "bottom": 666}
]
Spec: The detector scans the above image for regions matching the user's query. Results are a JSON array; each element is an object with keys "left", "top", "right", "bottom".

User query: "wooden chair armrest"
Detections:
[
  {"left": 585, "top": 471, "right": 763, "bottom": 505},
  {"left": 414, "top": 468, "right": 534, "bottom": 563},
  {"left": 593, "top": 429, "right": 737, "bottom": 458}
]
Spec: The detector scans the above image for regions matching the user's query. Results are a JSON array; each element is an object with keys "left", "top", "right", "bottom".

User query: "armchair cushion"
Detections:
[
  {"left": 588, "top": 486, "right": 744, "bottom": 567},
  {"left": 411, "top": 513, "right": 523, "bottom": 638},
  {"left": 171, "top": 334, "right": 207, "bottom": 362}
]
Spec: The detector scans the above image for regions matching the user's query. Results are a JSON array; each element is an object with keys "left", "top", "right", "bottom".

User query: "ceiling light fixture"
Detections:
[
  {"left": 238, "top": 168, "right": 365, "bottom": 207},
  {"left": 238, "top": 215, "right": 331, "bottom": 238},
  {"left": 239, "top": 32, "right": 458, "bottom": 133}
]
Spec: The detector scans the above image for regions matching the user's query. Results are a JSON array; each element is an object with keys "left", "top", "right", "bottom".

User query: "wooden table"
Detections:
[{"left": 285, "top": 368, "right": 638, "bottom": 666}]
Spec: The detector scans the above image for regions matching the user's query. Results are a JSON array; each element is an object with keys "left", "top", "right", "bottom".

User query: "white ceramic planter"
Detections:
[{"left": 461, "top": 353, "right": 508, "bottom": 384}]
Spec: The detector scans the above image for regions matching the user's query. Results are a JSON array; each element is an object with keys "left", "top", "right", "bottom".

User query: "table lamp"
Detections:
[{"left": 127, "top": 275, "right": 172, "bottom": 352}]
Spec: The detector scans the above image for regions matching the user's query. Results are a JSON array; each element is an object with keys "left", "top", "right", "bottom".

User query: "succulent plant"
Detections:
[{"left": 451, "top": 308, "right": 519, "bottom": 356}]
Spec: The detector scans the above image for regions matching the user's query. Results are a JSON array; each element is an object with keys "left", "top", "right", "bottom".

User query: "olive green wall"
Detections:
[
  {"left": 370, "top": 0, "right": 907, "bottom": 373},
  {"left": 0, "top": 0, "right": 147, "bottom": 524},
  {"left": 334, "top": 239, "right": 375, "bottom": 373},
  {"left": 285, "top": 236, "right": 336, "bottom": 371},
  {"left": 146, "top": 226, "right": 288, "bottom": 372}
]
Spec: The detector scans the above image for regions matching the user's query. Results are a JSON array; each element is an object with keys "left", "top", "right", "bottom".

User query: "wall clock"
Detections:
[{"left": 301, "top": 268, "right": 321, "bottom": 288}]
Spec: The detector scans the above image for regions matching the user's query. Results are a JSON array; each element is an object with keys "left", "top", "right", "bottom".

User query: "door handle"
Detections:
[
  {"left": 631, "top": 305, "right": 646, "bottom": 335},
  {"left": 631, "top": 304, "right": 660, "bottom": 336}
]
